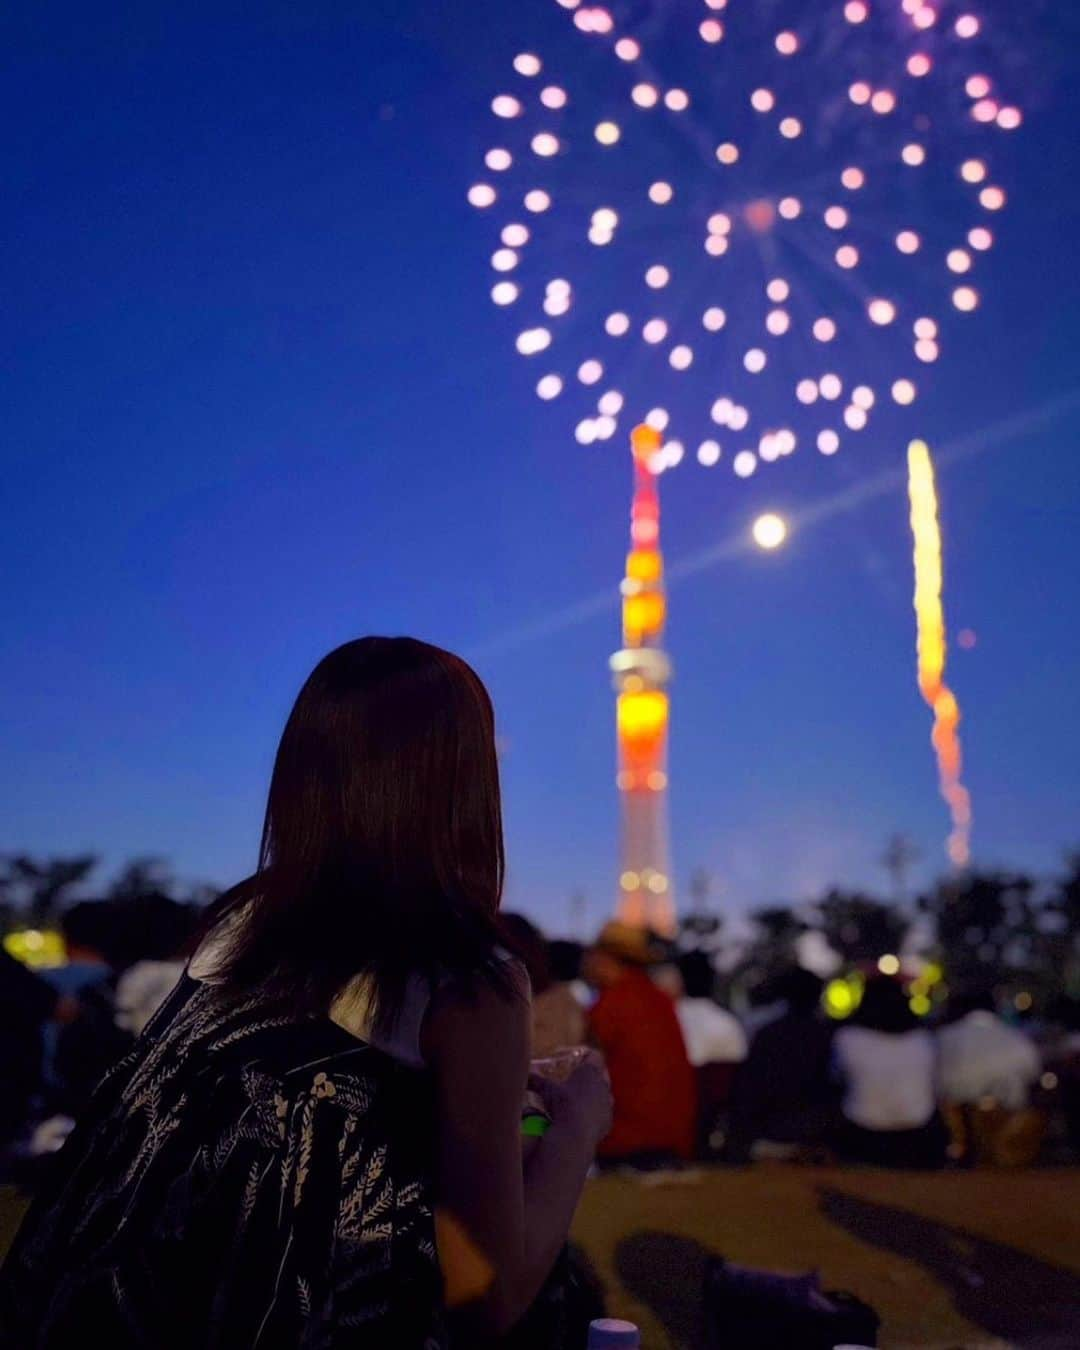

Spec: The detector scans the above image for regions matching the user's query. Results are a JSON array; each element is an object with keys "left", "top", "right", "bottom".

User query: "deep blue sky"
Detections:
[{"left": 3, "top": 1, "right": 1078, "bottom": 932}]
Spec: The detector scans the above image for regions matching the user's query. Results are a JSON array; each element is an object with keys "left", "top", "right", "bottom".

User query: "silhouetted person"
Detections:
[
  {"left": 584, "top": 922, "right": 696, "bottom": 1167},
  {"left": 727, "top": 967, "right": 837, "bottom": 1162},
  {"left": 834, "top": 976, "right": 946, "bottom": 1168},
  {"left": 939, "top": 988, "right": 1040, "bottom": 1110},
  {"left": 0, "top": 950, "right": 60, "bottom": 1152},
  {"left": 2, "top": 639, "right": 613, "bottom": 1347},
  {"left": 500, "top": 912, "right": 586, "bottom": 1059}
]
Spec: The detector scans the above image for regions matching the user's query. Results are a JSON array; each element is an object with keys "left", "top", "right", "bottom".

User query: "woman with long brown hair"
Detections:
[{"left": 1, "top": 637, "right": 611, "bottom": 1347}]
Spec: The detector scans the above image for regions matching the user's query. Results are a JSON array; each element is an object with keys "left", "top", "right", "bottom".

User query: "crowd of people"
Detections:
[
  {"left": 1, "top": 637, "right": 1078, "bottom": 1347},
  {"left": 2, "top": 881, "right": 1078, "bottom": 1178},
  {"left": 497, "top": 917, "right": 1076, "bottom": 1174}
]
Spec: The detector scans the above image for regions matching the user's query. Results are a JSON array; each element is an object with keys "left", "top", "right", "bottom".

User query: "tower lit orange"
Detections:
[{"left": 610, "top": 424, "right": 675, "bottom": 933}]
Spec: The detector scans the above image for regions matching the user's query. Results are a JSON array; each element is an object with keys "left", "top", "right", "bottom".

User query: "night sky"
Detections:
[{"left": 3, "top": 0, "right": 1079, "bottom": 933}]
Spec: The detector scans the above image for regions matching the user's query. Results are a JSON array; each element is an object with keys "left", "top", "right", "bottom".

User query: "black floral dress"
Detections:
[{"left": 0, "top": 975, "right": 446, "bottom": 1349}]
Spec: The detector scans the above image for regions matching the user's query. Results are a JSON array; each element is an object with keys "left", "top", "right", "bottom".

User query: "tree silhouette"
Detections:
[
  {"left": 0, "top": 854, "right": 98, "bottom": 927},
  {"left": 815, "top": 888, "right": 911, "bottom": 966},
  {"left": 921, "top": 869, "right": 1039, "bottom": 991}
]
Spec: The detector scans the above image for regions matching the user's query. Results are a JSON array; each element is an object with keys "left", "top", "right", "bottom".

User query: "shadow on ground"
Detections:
[
  {"left": 819, "top": 1186, "right": 1080, "bottom": 1350},
  {"left": 616, "top": 1232, "right": 710, "bottom": 1349}
]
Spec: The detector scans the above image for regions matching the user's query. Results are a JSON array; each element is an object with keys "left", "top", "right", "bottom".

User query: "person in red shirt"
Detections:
[{"left": 584, "top": 923, "right": 697, "bottom": 1166}]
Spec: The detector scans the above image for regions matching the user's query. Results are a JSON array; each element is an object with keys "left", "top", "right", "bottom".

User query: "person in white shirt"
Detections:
[
  {"left": 938, "top": 990, "right": 1040, "bottom": 1111},
  {"left": 667, "top": 952, "right": 747, "bottom": 1068},
  {"left": 654, "top": 951, "right": 747, "bottom": 1157},
  {"left": 834, "top": 976, "right": 946, "bottom": 1168}
]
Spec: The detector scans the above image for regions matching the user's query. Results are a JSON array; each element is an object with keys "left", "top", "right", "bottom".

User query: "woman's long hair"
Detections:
[{"left": 207, "top": 637, "right": 509, "bottom": 1031}]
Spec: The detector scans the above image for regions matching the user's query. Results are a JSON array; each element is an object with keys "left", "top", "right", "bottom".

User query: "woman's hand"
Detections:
[{"left": 530, "top": 1050, "right": 613, "bottom": 1150}]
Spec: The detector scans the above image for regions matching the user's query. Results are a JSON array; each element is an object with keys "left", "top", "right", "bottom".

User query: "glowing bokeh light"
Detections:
[
  {"left": 471, "top": 0, "right": 1022, "bottom": 480},
  {"left": 766, "top": 309, "right": 791, "bottom": 336},
  {"left": 752, "top": 513, "right": 788, "bottom": 549},
  {"left": 468, "top": 183, "right": 497, "bottom": 208},
  {"left": 868, "top": 299, "right": 897, "bottom": 326},
  {"left": 733, "top": 451, "right": 757, "bottom": 478},
  {"left": 516, "top": 326, "right": 551, "bottom": 355},
  {"left": 697, "top": 439, "right": 721, "bottom": 466}
]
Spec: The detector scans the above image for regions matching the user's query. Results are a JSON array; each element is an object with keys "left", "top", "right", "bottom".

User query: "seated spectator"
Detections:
[
  {"left": 938, "top": 989, "right": 1041, "bottom": 1110},
  {"left": 668, "top": 952, "right": 747, "bottom": 1069},
  {"left": 726, "top": 967, "right": 837, "bottom": 1163},
  {"left": 938, "top": 988, "right": 1044, "bottom": 1166},
  {"left": 48, "top": 901, "right": 116, "bottom": 996},
  {"left": 112, "top": 896, "right": 198, "bottom": 1036},
  {"left": 664, "top": 951, "right": 746, "bottom": 1158},
  {"left": 0, "top": 950, "right": 60, "bottom": 1152},
  {"left": 585, "top": 922, "right": 697, "bottom": 1167},
  {"left": 48, "top": 902, "right": 132, "bottom": 1118},
  {"left": 834, "top": 977, "right": 946, "bottom": 1169},
  {"left": 499, "top": 913, "right": 586, "bottom": 1058}
]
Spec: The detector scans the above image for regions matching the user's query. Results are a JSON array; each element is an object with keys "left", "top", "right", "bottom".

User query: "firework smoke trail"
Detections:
[{"left": 907, "top": 438, "right": 971, "bottom": 867}]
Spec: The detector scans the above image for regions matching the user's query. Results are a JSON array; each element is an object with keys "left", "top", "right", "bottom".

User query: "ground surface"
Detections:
[
  {"left": 572, "top": 1166, "right": 1080, "bottom": 1349},
  {"left": 3, "top": 1167, "right": 1079, "bottom": 1347}
]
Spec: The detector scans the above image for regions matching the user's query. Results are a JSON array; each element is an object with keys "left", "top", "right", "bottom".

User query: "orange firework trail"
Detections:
[{"left": 907, "top": 439, "right": 971, "bottom": 867}]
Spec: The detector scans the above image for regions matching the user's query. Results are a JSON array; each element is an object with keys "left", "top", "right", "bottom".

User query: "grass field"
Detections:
[
  {"left": 572, "top": 1166, "right": 1080, "bottom": 1349},
  {"left": 4, "top": 1167, "right": 1079, "bottom": 1347}
]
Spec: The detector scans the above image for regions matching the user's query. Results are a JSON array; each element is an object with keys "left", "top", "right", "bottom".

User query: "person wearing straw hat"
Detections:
[{"left": 584, "top": 922, "right": 697, "bottom": 1167}]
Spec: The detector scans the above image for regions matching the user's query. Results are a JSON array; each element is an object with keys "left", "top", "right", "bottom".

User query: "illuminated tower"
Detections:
[{"left": 610, "top": 424, "right": 675, "bottom": 934}]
